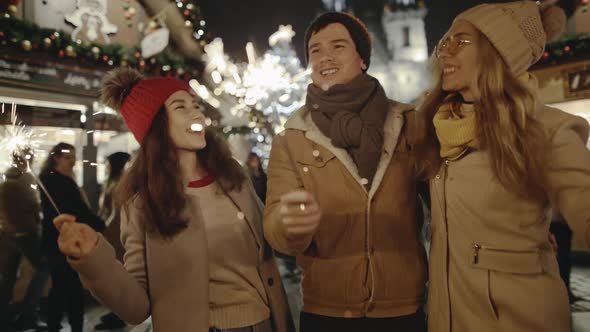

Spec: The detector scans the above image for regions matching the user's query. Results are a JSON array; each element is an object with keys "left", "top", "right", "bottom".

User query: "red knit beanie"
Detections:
[{"left": 101, "top": 68, "right": 191, "bottom": 143}]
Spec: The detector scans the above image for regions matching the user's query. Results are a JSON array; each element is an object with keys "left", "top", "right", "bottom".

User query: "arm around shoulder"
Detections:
[{"left": 545, "top": 111, "right": 590, "bottom": 247}]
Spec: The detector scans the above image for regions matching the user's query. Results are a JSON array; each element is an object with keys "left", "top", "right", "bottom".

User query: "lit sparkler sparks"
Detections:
[{"left": 1, "top": 103, "right": 61, "bottom": 214}]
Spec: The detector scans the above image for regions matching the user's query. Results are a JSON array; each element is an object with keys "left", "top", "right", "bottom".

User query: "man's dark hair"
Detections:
[{"left": 304, "top": 12, "right": 372, "bottom": 72}]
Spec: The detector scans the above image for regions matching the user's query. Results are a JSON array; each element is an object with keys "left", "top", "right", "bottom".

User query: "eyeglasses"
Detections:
[{"left": 435, "top": 36, "right": 472, "bottom": 58}]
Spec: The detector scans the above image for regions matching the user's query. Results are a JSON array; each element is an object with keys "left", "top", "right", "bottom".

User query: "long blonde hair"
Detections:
[{"left": 416, "top": 32, "right": 549, "bottom": 203}]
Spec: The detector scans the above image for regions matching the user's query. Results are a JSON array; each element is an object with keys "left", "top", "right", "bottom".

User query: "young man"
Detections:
[{"left": 263, "top": 12, "right": 427, "bottom": 332}]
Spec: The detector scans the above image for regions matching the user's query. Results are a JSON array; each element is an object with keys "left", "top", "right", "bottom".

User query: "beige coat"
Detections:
[
  {"left": 70, "top": 182, "right": 294, "bottom": 332},
  {"left": 264, "top": 102, "right": 427, "bottom": 318},
  {"left": 427, "top": 106, "right": 590, "bottom": 332}
]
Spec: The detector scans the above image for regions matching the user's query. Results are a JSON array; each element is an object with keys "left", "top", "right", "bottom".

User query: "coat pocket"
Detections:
[
  {"left": 469, "top": 244, "right": 543, "bottom": 322},
  {"left": 470, "top": 243, "right": 545, "bottom": 275},
  {"left": 486, "top": 270, "right": 499, "bottom": 321}
]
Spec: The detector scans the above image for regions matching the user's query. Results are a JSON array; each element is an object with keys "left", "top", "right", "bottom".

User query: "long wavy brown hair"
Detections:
[
  {"left": 415, "top": 31, "right": 550, "bottom": 203},
  {"left": 117, "top": 108, "right": 246, "bottom": 237}
]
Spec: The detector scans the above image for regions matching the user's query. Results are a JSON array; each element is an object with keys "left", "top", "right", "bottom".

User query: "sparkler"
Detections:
[{"left": 1, "top": 103, "right": 61, "bottom": 214}]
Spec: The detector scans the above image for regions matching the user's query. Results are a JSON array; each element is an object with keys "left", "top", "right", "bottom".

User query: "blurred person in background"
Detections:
[
  {"left": 40, "top": 143, "right": 105, "bottom": 332},
  {"left": 95, "top": 151, "right": 131, "bottom": 330},
  {"left": 0, "top": 148, "right": 48, "bottom": 331},
  {"left": 246, "top": 152, "right": 267, "bottom": 204}
]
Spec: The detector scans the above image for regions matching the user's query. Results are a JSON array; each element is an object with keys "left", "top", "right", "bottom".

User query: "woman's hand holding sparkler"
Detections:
[{"left": 54, "top": 214, "right": 99, "bottom": 259}]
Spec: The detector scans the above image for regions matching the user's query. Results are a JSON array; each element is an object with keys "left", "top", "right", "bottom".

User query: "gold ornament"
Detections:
[
  {"left": 91, "top": 46, "right": 100, "bottom": 58},
  {"left": 21, "top": 40, "right": 32, "bottom": 51},
  {"left": 8, "top": 5, "right": 18, "bottom": 15},
  {"left": 43, "top": 37, "right": 51, "bottom": 48},
  {"left": 65, "top": 45, "right": 76, "bottom": 57}
]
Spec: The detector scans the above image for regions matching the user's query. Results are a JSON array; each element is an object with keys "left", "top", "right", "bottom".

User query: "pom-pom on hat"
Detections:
[
  {"left": 454, "top": 1, "right": 566, "bottom": 75},
  {"left": 101, "top": 68, "right": 191, "bottom": 143}
]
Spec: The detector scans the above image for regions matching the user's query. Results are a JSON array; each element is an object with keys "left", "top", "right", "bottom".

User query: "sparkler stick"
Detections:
[{"left": 27, "top": 160, "right": 61, "bottom": 214}]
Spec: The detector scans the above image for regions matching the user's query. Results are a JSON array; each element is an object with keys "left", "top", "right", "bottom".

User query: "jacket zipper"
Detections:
[
  {"left": 472, "top": 243, "right": 539, "bottom": 265},
  {"left": 443, "top": 159, "right": 452, "bottom": 332},
  {"left": 365, "top": 196, "right": 374, "bottom": 309}
]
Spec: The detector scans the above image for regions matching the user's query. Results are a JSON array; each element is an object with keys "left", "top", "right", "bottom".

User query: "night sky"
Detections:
[
  {"left": 198, "top": 0, "right": 325, "bottom": 62},
  {"left": 198, "top": 0, "right": 577, "bottom": 62}
]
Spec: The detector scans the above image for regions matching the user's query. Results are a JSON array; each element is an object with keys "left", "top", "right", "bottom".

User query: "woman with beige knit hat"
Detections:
[{"left": 416, "top": 1, "right": 590, "bottom": 331}]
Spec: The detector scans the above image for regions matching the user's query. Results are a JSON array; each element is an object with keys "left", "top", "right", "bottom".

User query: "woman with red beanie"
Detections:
[{"left": 52, "top": 68, "right": 294, "bottom": 332}]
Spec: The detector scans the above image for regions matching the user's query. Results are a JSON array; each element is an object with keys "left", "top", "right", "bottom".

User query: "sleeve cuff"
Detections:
[{"left": 68, "top": 234, "right": 116, "bottom": 282}]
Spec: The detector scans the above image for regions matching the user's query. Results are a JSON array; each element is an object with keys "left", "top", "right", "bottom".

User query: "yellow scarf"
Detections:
[
  {"left": 433, "top": 102, "right": 479, "bottom": 160},
  {"left": 433, "top": 73, "right": 532, "bottom": 160}
]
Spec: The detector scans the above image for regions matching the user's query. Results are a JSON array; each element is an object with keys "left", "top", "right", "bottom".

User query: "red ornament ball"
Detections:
[
  {"left": 564, "top": 45, "right": 572, "bottom": 53},
  {"left": 542, "top": 52, "right": 549, "bottom": 60},
  {"left": 58, "top": 50, "right": 65, "bottom": 58}
]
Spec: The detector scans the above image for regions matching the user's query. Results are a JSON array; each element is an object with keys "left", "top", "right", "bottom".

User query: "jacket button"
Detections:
[
  {"left": 435, "top": 174, "right": 441, "bottom": 180},
  {"left": 267, "top": 277, "right": 274, "bottom": 286},
  {"left": 303, "top": 166, "right": 309, "bottom": 173}
]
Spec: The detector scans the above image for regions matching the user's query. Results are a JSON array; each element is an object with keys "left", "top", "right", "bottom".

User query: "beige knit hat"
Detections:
[{"left": 454, "top": 1, "right": 566, "bottom": 75}]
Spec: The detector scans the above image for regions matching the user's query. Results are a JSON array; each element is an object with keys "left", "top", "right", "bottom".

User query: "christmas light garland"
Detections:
[{"left": 0, "top": 1, "right": 210, "bottom": 79}]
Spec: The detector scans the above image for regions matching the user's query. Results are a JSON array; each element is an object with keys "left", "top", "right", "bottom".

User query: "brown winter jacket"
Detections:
[{"left": 264, "top": 102, "right": 427, "bottom": 318}]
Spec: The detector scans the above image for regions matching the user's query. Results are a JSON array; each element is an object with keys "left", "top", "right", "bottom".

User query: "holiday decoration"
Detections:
[
  {"left": 0, "top": 15, "right": 203, "bottom": 79},
  {"left": 7, "top": 4, "right": 17, "bottom": 15},
  {"left": 141, "top": 25, "right": 170, "bottom": 58},
  {"left": 534, "top": 33, "right": 590, "bottom": 68},
  {"left": 91, "top": 46, "right": 100, "bottom": 58},
  {"left": 65, "top": 45, "right": 76, "bottom": 57},
  {"left": 21, "top": 39, "right": 31, "bottom": 51},
  {"left": 122, "top": 0, "right": 137, "bottom": 27},
  {"left": 65, "top": 0, "right": 118, "bottom": 44}
]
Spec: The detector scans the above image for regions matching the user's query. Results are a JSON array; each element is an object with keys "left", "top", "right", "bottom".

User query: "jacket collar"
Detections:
[{"left": 284, "top": 100, "right": 414, "bottom": 197}]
